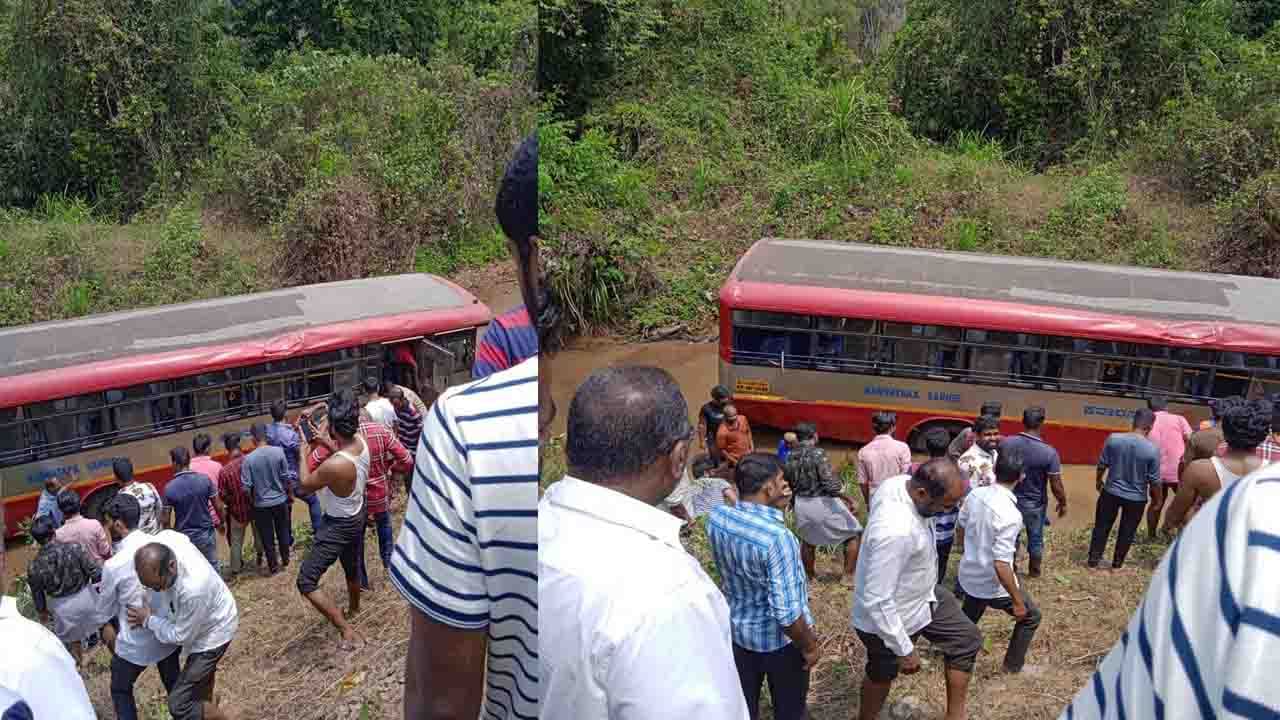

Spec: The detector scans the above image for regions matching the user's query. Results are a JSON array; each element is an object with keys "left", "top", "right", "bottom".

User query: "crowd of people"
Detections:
[
  {"left": 0, "top": 134, "right": 543, "bottom": 720},
  {"left": 540, "top": 370, "right": 1280, "bottom": 720}
]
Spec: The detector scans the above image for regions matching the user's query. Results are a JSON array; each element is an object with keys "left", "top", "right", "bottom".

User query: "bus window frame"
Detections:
[{"left": 727, "top": 307, "right": 1280, "bottom": 408}]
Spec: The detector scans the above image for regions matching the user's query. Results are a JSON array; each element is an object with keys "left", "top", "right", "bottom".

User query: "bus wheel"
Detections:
[
  {"left": 907, "top": 421, "right": 969, "bottom": 453},
  {"left": 83, "top": 486, "right": 121, "bottom": 522}
]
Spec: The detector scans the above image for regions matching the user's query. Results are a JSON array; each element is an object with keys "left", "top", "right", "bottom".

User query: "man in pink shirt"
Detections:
[
  {"left": 857, "top": 411, "right": 912, "bottom": 504},
  {"left": 189, "top": 433, "right": 224, "bottom": 531},
  {"left": 52, "top": 490, "right": 112, "bottom": 564},
  {"left": 1144, "top": 395, "right": 1192, "bottom": 541}
]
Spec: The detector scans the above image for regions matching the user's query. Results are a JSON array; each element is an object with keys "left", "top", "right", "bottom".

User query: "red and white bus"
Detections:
[
  {"left": 1, "top": 274, "right": 490, "bottom": 538},
  {"left": 719, "top": 239, "right": 1280, "bottom": 464}
]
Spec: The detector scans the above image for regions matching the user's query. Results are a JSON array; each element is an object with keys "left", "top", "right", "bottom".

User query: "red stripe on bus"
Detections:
[
  {"left": 718, "top": 280, "right": 1280, "bottom": 354},
  {"left": 0, "top": 305, "right": 490, "bottom": 409},
  {"left": 731, "top": 396, "right": 1113, "bottom": 466}
]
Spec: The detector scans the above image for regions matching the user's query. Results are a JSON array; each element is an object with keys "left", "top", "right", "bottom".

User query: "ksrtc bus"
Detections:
[
  {"left": 1, "top": 274, "right": 490, "bottom": 537},
  {"left": 720, "top": 239, "right": 1280, "bottom": 464}
]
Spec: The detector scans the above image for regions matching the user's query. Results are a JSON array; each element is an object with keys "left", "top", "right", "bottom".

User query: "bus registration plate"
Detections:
[{"left": 735, "top": 378, "right": 771, "bottom": 394}]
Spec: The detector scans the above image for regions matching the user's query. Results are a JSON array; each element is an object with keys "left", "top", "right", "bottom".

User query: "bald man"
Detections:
[{"left": 128, "top": 535, "right": 238, "bottom": 720}]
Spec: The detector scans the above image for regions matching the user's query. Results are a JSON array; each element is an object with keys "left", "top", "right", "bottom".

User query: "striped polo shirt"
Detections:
[
  {"left": 1059, "top": 463, "right": 1280, "bottom": 719},
  {"left": 472, "top": 304, "right": 539, "bottom": 380},
  {"left": 707, "top": 501, "right": 813, "bottom": 653},
  {"left": 390, "top": 356, "right": 539, "bottom": 720}
]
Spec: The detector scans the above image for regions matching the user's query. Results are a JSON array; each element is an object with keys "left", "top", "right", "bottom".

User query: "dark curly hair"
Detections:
[
  {"left": 327, "top": 388, "right": 362, "bottom": 439},
  {"left": 1221, "top": 397, "right": 1271, "bottom": 451}
]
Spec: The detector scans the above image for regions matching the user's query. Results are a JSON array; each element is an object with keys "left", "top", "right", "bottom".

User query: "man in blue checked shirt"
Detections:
[{"left": 708, "top": 453, "right": 821, "bottom": 720}]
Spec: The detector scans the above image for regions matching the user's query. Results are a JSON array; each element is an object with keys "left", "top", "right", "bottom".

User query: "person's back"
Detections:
[
  {"left": 1148, "top": 409, "right": 1190, "bottom": 481},
  {"left": 540, "top": 365, "right": 747, "bottom": 719},
  {"left": 54, "top": 513, "right": 111, "bottom": 565},
  {"left": 858, "top": 413, "right": 911, "bottom": 496},
  {"left": 1001, "top": 433, "right": 1060, "bottom": 509},
  {"left": 101, "top": 527, "right": 179, "bottom": 665},
  {"left": 243, "top": 444, "right": 289, "bottom": 508},
  {"left": 164, "top": 467, "right": 214, "bottom": 536},
  {"left": 1099, "top": 432, "right": 1159, "bottom": 502},
  {"left": 1060, "top": 463, "right": 1280, "bottom": 718},
  {"left": 0, "top": 596, "right": 96, "bottom": 719}
]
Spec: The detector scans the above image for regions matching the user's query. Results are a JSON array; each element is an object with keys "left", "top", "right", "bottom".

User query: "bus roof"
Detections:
[
  {"left": 0, "top": 274, "right": 491, "bottom": 407},
  {"left": 723, "top": 239, "right": 1280, "bottom": 352}
]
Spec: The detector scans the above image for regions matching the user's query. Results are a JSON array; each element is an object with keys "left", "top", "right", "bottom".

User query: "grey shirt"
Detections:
[
  {"left": 241, "top": 445, "right": 290, "bottom": 508},
  {"left": 1098, "top": 432, "right": 1160, "bottom": 503}
]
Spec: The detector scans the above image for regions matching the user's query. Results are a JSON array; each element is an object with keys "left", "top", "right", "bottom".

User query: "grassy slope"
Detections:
[{"left": 540, "top": 441, "right": 1162, "bottom": 719}]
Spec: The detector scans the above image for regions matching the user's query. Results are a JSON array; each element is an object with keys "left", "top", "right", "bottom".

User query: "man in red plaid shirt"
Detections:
[
  {"left": 308, "top": 418, "right": 412, "bottom": 589},
  {"left": 217, "top": 432, "right": 264, "bottom": 576}
]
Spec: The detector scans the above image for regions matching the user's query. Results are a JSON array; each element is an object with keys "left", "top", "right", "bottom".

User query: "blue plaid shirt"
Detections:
[{"left": 707, "top": 501, "right": 813, "bottom": 653}]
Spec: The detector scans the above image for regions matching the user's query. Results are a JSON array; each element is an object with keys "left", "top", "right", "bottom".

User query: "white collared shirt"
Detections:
[
  {"left": 539, "top": 476, "right": 749, "bottom": 720},
  {"left": 852, "top": 474, "right": 939, "bottom": 657},
  {"left": 956, "top": 483, "right": 1022, "bottom": 599},
  {"left": 0, "top": 596, "right": 96, "bottom": 719},
  {"left": 958, "top": 444, "right": 998, "bottom": 490},
  {"left": 97, "top": 529, "right": 180, "bottom": 666},
  {"left": 143, "top": 531, "right": 238, "bottom": 654}
]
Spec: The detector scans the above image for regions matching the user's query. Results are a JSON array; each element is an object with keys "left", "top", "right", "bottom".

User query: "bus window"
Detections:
[
  {"left": 1212, "top": 369, "right": 1251, "bottom": 398},
  {"left": 285, "top": 375, "right": 308, "bottom": 402},
  {"left": 107, "top": 385, "right": 156, "bottom": 437},
  {"left": 28, "top": 395, "right": 106, "bottom": 451},
  {"left": 733, "top": 310, "right": 811, "bottom": 329},
  {"left": 1137, "top": 364, "right": 1180, "bottom": 394},
  {"left": 1245, "top": 354, "right": 1280, "bottom": 370},
  {"left": 815, "top": 333, "right": 872, "bottom": 370},
  {"left": 1180, "top": 367, "right": 1211, "bottom": 397},
  {"left": 816, "top": 317, "right": 874, "bottom": 334},
  {"left": 966, "top": 329, "right": 1044, "bottom": 349},
  {"left": 333, "top": 363, "right": 360, "bottom": 393},
  {"left": 0, "top": 408, "right": 25, "bottom": 462},
  {"left": 1250, "top": 371, "right": 1280, "bottom": 400},
  {"left": 969, "top": 347, "right": 1013, "bottom": 379},
  {"left": 259, "top": 378, "right": 284, "bottom": 406},
  {"left": 307, "top": 369, "right": 334, "bottom": 399},
  {"left": 1100, "top": 360, "right": 1128, "bottom": 390},
  {"left": 195, "top": 388, "right": 226, "bottom": 421},
  {"left": 1059, "top": 356, "right": 1100, "bottom": 388},
  {"left": 732, "top": 327, "right": 811, "bottom": 366}
]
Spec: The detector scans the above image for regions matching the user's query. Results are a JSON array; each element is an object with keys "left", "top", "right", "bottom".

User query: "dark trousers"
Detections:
[
  {"left": 253, "top": 502, "right": 292, "bottom": 572},
  {"left": 958, "top": 586, "right": 1042, "bottom": 672},
  {"left": 1088, "top": 490, "right": 1147, "bottom": 568},
  {"left": 936, "top": 540, "right": 954, "bottom": 585},
  {"left": 732, "top": 642, "right": 810, "bottom": 720},
  {"left": 110, "top": 648, "right": 181, "bottom": 720},
  {"left": 356, "top": 510, "right": 393, "bottom": 588}
]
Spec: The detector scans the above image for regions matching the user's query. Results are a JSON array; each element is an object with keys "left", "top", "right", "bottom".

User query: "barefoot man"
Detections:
[{"left": 295, "top": 389, "right": 370, "bottom": 650}]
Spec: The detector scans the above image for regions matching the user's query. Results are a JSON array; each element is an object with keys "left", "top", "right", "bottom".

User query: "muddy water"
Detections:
[{"left": 548, "top": 338, "right": 1105, "bottom": 532}]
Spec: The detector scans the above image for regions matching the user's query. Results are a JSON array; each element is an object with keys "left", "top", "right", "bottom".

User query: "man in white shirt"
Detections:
[
  {"left": 852, "top": 459, "right": 980, "bottom": 720},
  {"left": 954, "top": 448, "right": 1042, "bottom": 674},
  {"left": 0, "top": 595, "right": 96, "bottom": 720},
  {"left": 361, "top": 377, "right": 396, "bottom": 429},
  {"left": 1060, "top": 459, "right": 1280, "bottom": 718},
  {"left": 98, "top": 494, "right": 182, "bottom": 720},
  {"left": 128, "top": 533, "right": 239, "bottom": 720},
  {"left": 540, "top": 365, "right": 750, "bottom": 720}
]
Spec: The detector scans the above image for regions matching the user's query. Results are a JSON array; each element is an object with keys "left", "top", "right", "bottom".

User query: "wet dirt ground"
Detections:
[{"left": 547, "top": 337, "right": 1109, "bottom": 532}]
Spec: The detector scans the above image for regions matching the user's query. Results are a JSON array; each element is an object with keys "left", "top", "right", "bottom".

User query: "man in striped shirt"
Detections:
[
  {"left": 709, "top": 453, "right": 819, "bottom": 720},
  {"left": 473, "top": 304, "right": 539, "bottom": 380},
  {"left": 1059, "top": 461, "right": 1280, "bottom": 718},
  {"left": 391, "top": 132, "right": 541, "bottom": 720},
  {"left": 388, "top": 386, "right": 423, "bottom": 460}
]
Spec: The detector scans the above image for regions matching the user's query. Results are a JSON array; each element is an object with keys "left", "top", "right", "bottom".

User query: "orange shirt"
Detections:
[{"left": 716, "top": 417, "right": 754, "bottom": 465}]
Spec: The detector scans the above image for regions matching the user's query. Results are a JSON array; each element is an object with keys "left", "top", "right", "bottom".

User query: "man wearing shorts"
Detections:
[
  {"left": 853, "top": 459, "right": 980, "bottom": 720},
  {"left": 785, "top": 422, "right": 862, "bottom": 584},
  {"left": 129, "top": 535, "right": 238, "bottom": 720},
  {"left": 295, "top": 389, "right": 369, "bottom": 650}
]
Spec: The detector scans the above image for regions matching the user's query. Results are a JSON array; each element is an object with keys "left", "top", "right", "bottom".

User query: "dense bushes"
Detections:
[
  {"left": 0, "top": 0, "right": 243, "bottom": 213},
  {"left": 1211, "top": 171, "right": 1280, "bottom": 276}
]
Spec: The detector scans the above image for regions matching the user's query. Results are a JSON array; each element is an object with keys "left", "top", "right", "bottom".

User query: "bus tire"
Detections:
[
  {"left": 906, "top": 420, "right": 969, "bottom": 453},
  {"left": 83, "top": 485, "right": 121, "bottom": 522}
]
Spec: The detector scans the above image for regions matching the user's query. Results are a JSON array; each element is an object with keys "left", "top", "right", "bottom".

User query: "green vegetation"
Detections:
[
  {"left": 539, "top": 0, "right": 1278, "bottom": 338},
  {"left": 0, "top": 0, "right": 535, "bottom": 327}
]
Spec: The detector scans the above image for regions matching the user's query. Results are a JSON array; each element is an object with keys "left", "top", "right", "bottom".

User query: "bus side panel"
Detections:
[
  {"left": 2, "top": 412, "right": 271, "bottom": 539},
  {"left": 720, "top": 360, "right": 1211, "bottom": 465}
]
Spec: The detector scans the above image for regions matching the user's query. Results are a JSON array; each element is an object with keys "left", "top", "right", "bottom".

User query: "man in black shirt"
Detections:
[{"left": 696, "top": 385, "right": 732, "bottom": 463}]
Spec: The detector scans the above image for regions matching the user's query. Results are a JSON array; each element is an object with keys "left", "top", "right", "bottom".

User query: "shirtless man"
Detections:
[
  {"left": 294, "top": 389, "right": 370, "bottom": 650},
  {"left": 1162, "top": 397, "right": 1270, "bottom": 535}
]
